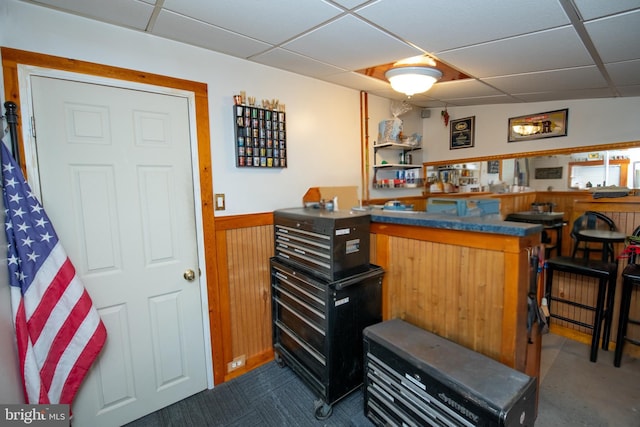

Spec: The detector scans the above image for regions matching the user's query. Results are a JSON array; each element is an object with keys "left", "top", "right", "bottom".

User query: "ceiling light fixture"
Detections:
[{"left": 385, "top": 66, "right": 443, "bottom": 97}]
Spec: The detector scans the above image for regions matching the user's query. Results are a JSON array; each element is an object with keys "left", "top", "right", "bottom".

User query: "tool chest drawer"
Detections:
[
  {"left": 274, "top": 208, "right": 370, "bottom": 281},
  {"left": 363, "top": 319, "right": 537, "bottom": 427},
  {"left": 271, "top": 257, "right": 383, "bottom": 419}
]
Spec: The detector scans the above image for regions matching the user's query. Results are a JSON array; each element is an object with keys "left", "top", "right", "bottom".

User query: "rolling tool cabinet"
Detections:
[{"left": 271, "top": 207, "right": 382, "bottom": 419}]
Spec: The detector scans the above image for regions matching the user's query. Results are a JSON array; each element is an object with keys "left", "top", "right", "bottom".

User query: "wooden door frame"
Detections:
[{"left": 1, "top": 47, "right": 226, "bottom": 386}]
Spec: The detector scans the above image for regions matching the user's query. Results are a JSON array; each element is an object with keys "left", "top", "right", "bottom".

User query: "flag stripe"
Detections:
[
  {"left": 2, "top": 142, "right": 106, "bottom": 406},
  {"left": 22, "top": 244, "right": 73, "bottom": 321},
  {"left": 26, "top": 257, "right": 75, "bottom": 343},
  {"left": 40, "top": 286, "right": 94, "bottom": 395},
  {"left": 59, "top": 315, "right": 108, "bottom": 404}
]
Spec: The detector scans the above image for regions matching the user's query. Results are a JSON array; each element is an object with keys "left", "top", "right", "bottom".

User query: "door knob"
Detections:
[{"left": 183, "top": 269, "right": 196, "bottom": 281}]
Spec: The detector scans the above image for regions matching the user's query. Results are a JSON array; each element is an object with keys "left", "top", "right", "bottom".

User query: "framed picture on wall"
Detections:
[
  {"left": 508, "top": 108, "right": 568, "bottom": 142},
  {"left": 450, "top": 116, "right": 475, "bottom": 150},
  {"left": 487, "top": 160, "right": 500, "bottom": 174}
]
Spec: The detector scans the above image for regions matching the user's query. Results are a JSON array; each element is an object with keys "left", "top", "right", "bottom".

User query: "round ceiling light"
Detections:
[{"left": 385, "top": 66, "right": 443, "bottom": 96}]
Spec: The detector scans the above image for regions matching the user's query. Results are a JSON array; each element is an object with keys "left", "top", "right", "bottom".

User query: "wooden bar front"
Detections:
[{"left": 370, "top": 221, "right": 541, "bottom": 378}]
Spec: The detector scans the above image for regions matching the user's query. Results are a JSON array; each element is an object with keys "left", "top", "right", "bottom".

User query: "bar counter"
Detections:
[
  {"left": 368, "top": 209, "right": 543, "bottom": 384},
  {"left": 369, "top": 209, "right": 542, "bottom": 236}
]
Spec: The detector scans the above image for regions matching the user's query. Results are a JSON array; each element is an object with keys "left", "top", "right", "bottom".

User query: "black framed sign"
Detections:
[
  {"left": 508, "top": 108, "right": 568, "bottom": 142},
  {"left": 450, "top": 116, "right": 475, "bottom": 150},
  {"left": 487, "top": 160, "right": 500, "bottom": 174}
]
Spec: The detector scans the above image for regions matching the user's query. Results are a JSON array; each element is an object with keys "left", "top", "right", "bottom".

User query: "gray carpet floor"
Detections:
[
  {"left": 125, "top": 334, "right": 640, "bottom": 426},
  {"left": 124, "top": 360, "right": 373, "bottom": 427}
]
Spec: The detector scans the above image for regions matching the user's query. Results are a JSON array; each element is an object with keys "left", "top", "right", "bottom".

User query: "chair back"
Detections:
[
  {"left": 628, "top": 225, "right": 640, "bottom": 265},
  {"left": 570, "top": 211, "right": 617, "bottom": 260}
]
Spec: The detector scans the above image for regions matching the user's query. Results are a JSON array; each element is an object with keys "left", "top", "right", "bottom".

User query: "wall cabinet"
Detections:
[{"left": 372, "top": 142, "right": 422, "bottom": 189}]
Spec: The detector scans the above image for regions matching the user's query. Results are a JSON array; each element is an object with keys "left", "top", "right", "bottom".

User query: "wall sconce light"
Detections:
[{"left": 385, "top": 66, "right": 443, "bottom": 97}]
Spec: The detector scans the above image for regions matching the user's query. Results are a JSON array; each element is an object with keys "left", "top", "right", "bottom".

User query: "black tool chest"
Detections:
[
  {"left": 271, "top": 207, "right": 383, "bottom": 419},
  {"left": 273, "top": 207, "right": 370, "bottom": 281},
  {"left": 363, "top": 319, "right": 537, "bottom": 427}
]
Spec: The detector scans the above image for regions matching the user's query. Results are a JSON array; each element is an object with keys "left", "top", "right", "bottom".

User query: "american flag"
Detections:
[{"left": 1, "top": 142, "right": 107, "bottom": 405}]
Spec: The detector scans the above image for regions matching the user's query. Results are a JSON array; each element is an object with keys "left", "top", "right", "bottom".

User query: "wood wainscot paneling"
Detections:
[
  {"left": 370, "top": 222, "right": 541, "bottom": 377},
  {"left": 215, "top": 213, "right": 275, "bottom": 380}
]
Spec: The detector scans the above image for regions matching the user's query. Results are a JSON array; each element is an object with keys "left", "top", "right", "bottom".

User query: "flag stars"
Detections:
[
  {"left": 31, "top": 204, "right": 44, "bottom": 215},
  {"left": 12, "top": 207, "right": 26, "bottom": 219},
  {"left": 5, "top": 177, "right": 18, "bottom": 188},
  {"left": 14, "top": 270, "right": 27, "bottom": 282},
  {"left": 27, "top": 251, "right": 40, "bottom": 263},
  {"left": 40, "top": 232, "right": 53, "bottom": 243},
  {"left": 9, "top": 193, "right": 23, "bottom": 204},
  {"left": 7, "top": 254, "right": 19, "bottom": 265},
  {"left": 17, "top": 222, "right": 31, "bottom": 233},
  {"left": 35, "top": 217, "right": 48, "bottom": 228},
  {"left": 21, "top": 236, "right": 34, "bottom": 247},
  {"left": 3, "top": 162, "right": 15, "bottom": 173}
]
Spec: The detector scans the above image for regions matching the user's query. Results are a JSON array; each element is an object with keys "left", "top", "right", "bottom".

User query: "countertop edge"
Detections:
[{"left": 370, "top": 211, "right": 542, "bottom": 236}]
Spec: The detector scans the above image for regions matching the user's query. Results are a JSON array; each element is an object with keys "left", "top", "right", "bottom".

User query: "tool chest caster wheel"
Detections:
[
  {"left": 274, "top": 353, "right": 285, "bottom": 368},
  {"left": 314, "top": 399, "right": 332, "bottom": 420}
]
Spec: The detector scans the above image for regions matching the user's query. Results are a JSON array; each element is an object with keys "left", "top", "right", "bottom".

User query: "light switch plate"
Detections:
[{"left": 215, "top": 193, "right": 225, "bottom": 211}]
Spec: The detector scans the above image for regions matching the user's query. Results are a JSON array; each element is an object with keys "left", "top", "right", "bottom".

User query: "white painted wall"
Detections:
[
  {"left": 0, "top": 0, "right": 393, "bottom": 216},
  {"left": 2, "top": 1, "right": 639, "bottom": 211},
  {"left": 0, "top": 0, "right": 392, "bottom": 401},
  {"left": 420, "top": 99, "right": 640, "bottom": 164}
]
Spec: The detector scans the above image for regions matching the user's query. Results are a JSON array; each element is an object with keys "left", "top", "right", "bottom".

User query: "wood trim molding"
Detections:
[
  {"left": 370, "top": 222, "right": 538, "bottom": 253},
  {"left": 1, "top": 47, "right": 226, "bottom": 385},
  {"left": 423, "top": 140, "right": 640, "bottom": 168},
  {"left": 215, "top": 212, "right": 274, "bottom": 231}
]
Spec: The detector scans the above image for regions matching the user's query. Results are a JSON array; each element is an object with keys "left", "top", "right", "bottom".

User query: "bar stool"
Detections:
[
  {"left": 545, "top": 214, "right": 619, "bottom": 362},
  {"left": 571, "top": 211, "right": 618, "bottom": 262},
  {"left": 614, "top": 226, "right": 640, "bottom": 367}
]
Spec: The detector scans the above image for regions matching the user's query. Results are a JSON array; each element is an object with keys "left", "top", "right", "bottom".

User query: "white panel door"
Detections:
[{"left": 30, "top": 76, "right": 207, "bottom": 427}]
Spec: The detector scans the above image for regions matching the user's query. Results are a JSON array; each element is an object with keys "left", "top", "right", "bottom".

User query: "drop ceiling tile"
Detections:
[
  {"left": 153, "top": 10, "right": 271, "bottom": 58},
  {"left": 515, "top": 88, "right": 617, "bottom": 103},
  {"left": 25, "top": 0, "right": 155, "bottom": 30},
  {"left": 617, "top": 85, "right": 640, "bottom": 96},
  {"left": 331, "top": 0, "right": 371, "bottom": 10},
  {"left": 437, "top": 95, "right": 521, "bottom": 106},
  {"left": 322, "top": 71, "right": 394, "bottom": 92},
  {"left": 282, "top": 14, "right": 422, "bottom": 71},
  {"left": 438, "top": 26, "right": 593, "bottom": 78},
  {"left": 572, "top": 0, "right": 640, "bottom": 20},
  {"left": 606, "top": 59, "right": 640, "bottom": 86},
  {"left": 251, "top": 48, "right": 348, "bottom": 78},
  {"left": 426, "top": 79, "right": 505, "bottom": 99},
  {"left": 356, "top": 0, "right": 569, "bottom": 53},
  {"left": 161, "top": 0, "right": 342, "bottom": 45},
  {"left": 411, "top": 100, "right": 448, "bottom": 109},
  {"left": 585, "top": 10, "right": 640, "bottom": 63},
  {"left": 483, "top": 66, "right": 607, "bottom": 93}
]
